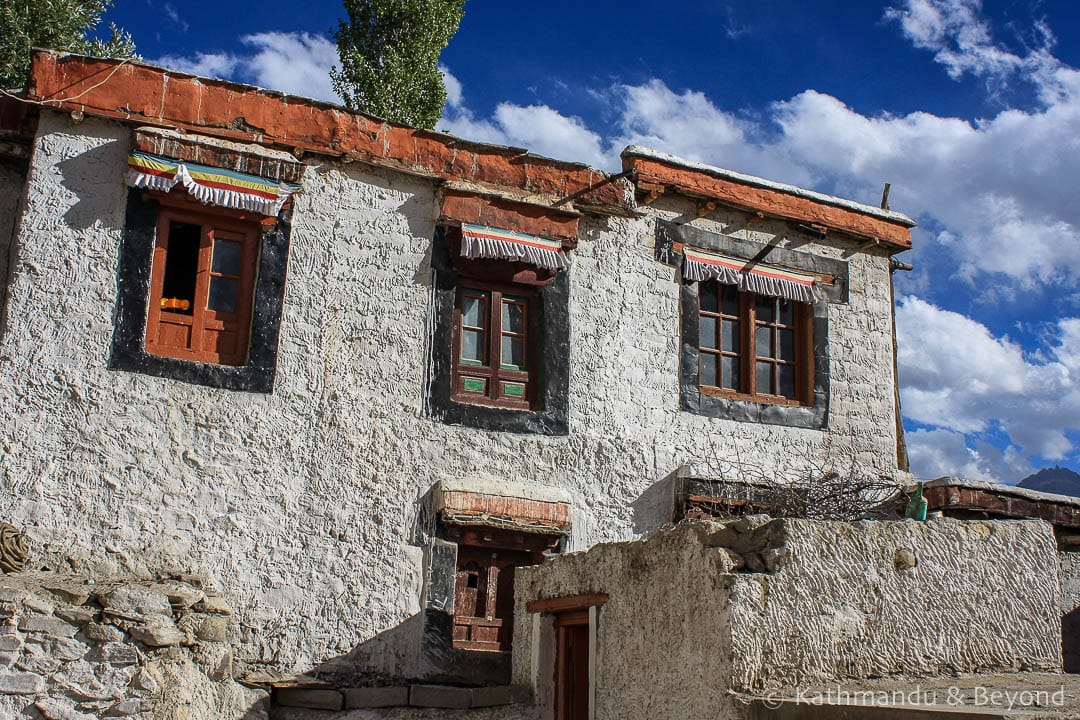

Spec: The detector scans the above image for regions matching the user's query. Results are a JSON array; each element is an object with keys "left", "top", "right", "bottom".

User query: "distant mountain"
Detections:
[{"left": 1018, "top": 466, "right": 1080, "bottom": 497}]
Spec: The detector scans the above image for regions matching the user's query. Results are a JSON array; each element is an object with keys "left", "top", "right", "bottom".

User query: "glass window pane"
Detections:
[
  {"left": 462, "top": 295, "right": 484, "bottom": 328},
  {"left": 722, "top": 319, "right": 739, "bottom": 352},
  {"left": 755, "top": 295, "right": 775, "bottom": 323},
  {"left": 722, "top": 356, "right": 739, "bottom": 390},
  {"left": 207, "top": 277, "right": 238, "bottom": 313},
  {"left": 779, "top": 299, "right": 795, "bottom": 326},
  {"left": 779, "top": 365, "right": 796, "bottom": 399},
  {"left": 501, "top": 335, "right": 525, "bottom": 369},
  {"left": 722, "top": 285, "right": 740, "bottom": 315},
  {"left": 211, "top": 239, "right": 242, "bottom": 275},
  {"left": 699, "top": 315, "right": 717, "bottom": 349},
  {"left": 461, "top": 329, "right": 484, "bottom": 363},
  {"left": 700, "top": 283, "right": 718, "bottom": 313},
  {"left": 700, "top": 353, "right": 717, "bottom": 387},
  {"left": 779, "top": 330, "right": 796, "bottom": 361},
  {"left": 502, "top": 301, "right": 524, "bottom": 334},
  {"left": 756, "top": 361, "right": 773, "bottom": 394},
  {"left": 756, "top": 325, "right": 772, "bottom": 358}
]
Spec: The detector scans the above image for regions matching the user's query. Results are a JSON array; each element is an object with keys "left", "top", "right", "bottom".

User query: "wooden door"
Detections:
[{"left": 555, "top": 610, "right": 589, "bottom": 720}]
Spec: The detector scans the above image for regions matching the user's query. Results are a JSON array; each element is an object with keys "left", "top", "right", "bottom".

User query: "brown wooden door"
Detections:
[{"left": 555, "top": 610, "right": 589, "bottom": 720}]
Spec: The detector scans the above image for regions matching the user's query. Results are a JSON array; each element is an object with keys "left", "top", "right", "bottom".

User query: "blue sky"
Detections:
[{"left": 103, "top": 0, "right": 1080, "bottom": 483}]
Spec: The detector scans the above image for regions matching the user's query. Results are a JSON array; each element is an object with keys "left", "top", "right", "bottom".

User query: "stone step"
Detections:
[{"left": 272, "top": 683, "right": 531, "bottom": 714}]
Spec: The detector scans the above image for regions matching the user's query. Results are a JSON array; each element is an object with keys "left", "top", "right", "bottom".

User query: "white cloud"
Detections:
[
  {"left": 440, "top": 65, "right": 462, "bottom": 109},
  {"left": 906, "top": 428, "right": 1032, "bottom": 483},
  {"left": 152, "top": 52, "right": 238, "bottom": 80},
  {"left": 151, "top": 32, "right": 341, "bottom": 104},
  {"left": 897, "top": 296, "right": 1080, "bottom": 461},
  {"left": 440, "top": 104, "right": 607, "bottom": 168}
]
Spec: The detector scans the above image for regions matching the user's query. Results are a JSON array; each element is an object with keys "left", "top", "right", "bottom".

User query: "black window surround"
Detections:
[
  {"left": 656, "top": 219, "right": 848, "bottom": 430},
  {"left": 425, "top": 227, "right": 570, "bottom": 436},
  {"left": 109, "top": 189, "right": 292, "bottom": 393}
]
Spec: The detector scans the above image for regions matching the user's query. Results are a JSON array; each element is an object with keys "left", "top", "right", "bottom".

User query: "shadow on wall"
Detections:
[
  {"left": 55, "top": 136, "right": 130, "bottom": 232},
  {"left": 1064, "top": 607, "right": 1080, "bottom": 674}
]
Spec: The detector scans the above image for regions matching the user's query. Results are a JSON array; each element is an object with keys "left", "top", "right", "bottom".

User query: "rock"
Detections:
[
  {"left": 98, "top": 585, "right": 172, "bottom": 621},
  {"left": 131, "top": 666, "right": 160, "bottom": 694},
  {"left": 275, "top": 688, "right": 343, "bottom": 711},
  {"left": 85, "top": 623, "right": 125, "bottom": 643},
  {"left": 713, "top": 547, "right": 745, "bottom": 571},
  {"left": 34, "top": 697, "right": 97, "bottom": 720},
  {"left": 56, "top": 606, "right": 96, "bottom": 624},
  {"left": 192, "top": 593, "right": 232, "bottom": 615},
  {"left": 15, "top": 653, "right": 61, "bottom": 674},
  {"left": 0, "top": 634, "right": 22, "bottom": 653},
  {"left": 151, "top": 581, "right": 205, "bottom": 611},
  {"left": 100, "top": 641, "right": 139, "bottom": 666},
  {"left": 104, "top": 698, "right": 141, "bottom": 716},
  {"left": 194, "top": 615, "right": 228, "bottom": 643},
  {"left": 193, "top": 642, "right": 232, "bottom": 681},
  {"left": 128, "top": 615, "right": 183, "bottom": 647},
  {"left": 19, "top": 614, "right": 78, "bottom": 638},
  {"left": 894, "top": 548, "right": 918, "bottom": 571},
  {"left": 410, "top": 684, "right": 471, "bottom": 709},
  {"left": 344, "top": 686, "right": 409, "bottom": 709},
  {"left": 0, "top": 670, "right": 45, "bottom": 694},
  {"left": 24, "top": 593, "right": 56, "bottom": 615},
  {"left": 0, "top": 586, "right": 27, "bottom": 603},
  {"left": 44, "top": 580, "right": 93, "bottom": 606},
  {"left": 53, "top": 636, "right": 91, "bottom": 661},
  {"left": 54, "top": 660, "right": 134, "bottom": 701}
]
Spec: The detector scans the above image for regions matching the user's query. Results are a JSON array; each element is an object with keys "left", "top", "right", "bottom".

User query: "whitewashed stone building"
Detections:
[{"left": 0, "top": 51, "right": 914, "bottom": 696}]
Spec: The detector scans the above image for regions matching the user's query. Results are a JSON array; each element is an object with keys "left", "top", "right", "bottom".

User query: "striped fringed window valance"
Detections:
[
  {"left": 126, "top": 151, "right": 302, "bottom": 217},
  {"left": 683, "top": 246, "right": 822, "bottom": 304},
  {"left": 460, "top": 223, "right": 570, "bottom": 271}
]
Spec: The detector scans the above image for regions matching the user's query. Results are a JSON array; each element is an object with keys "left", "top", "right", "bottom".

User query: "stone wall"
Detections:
[
  {"left": 0, "top": 572, "right": 263, "bottom": 719},
  {"left": 513, "top": 518, "right": 1061, "bottom": 718},
  {"left": 0, "top": 111, "right": 900, "bottom": 678}
]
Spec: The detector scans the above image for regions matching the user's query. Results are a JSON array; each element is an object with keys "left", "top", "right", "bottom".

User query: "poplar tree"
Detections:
[
  {"left": 331, "top": 0, "right": 465, "bottom": 129},
  {"left": 1, "top": 0, "right": 137, "bottom": 89}
]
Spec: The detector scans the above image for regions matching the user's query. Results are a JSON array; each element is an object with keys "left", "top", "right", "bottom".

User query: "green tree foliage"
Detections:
[
  {"left": 1, "top": 0, "right": 138, "bottom": 89},
  {"left": 331, "top": 0, "right": 465, "bottom": 129}
]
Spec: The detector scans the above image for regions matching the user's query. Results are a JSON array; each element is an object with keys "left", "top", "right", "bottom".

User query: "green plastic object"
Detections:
[{"left": 905, "top": 483, "right": 928, "bottom": 521}]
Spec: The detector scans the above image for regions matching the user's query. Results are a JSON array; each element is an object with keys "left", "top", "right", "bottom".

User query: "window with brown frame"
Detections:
[
  {"left": 145, "top": 204, "right": 260, "bottom": 366},
  {"left": 697, "top": 281, "right": 813, "bottom": 405},
  {"left": 452, "top": 283, "right": 538, "bottom": 410}
]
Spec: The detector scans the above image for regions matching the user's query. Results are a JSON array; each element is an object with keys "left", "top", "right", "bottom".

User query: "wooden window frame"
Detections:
[
  {"left": 447, "top": 525, "right": 558, "bottom": 654},
  {"left": 697, "top": 282, "right": 814, "bottom": 407},
  {"left": 451, "top": 280, "right": 540, "bottom": 411},
  {"left": 144, "top": 194, "right": 263, "bottom": 366}
]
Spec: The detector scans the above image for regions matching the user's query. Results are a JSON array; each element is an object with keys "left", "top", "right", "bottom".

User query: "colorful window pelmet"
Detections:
[
  {"left": 683, "top": 246, "right": 820, "bottom": 304},
  {"left": 126, "top": 152, "right": 301, "bottom": 217},
  {"left": 460, "top": 223, "right": 570, "bottom": 271}
]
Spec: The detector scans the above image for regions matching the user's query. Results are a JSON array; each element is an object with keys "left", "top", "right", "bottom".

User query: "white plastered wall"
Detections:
[{"left": 0, "top": 111, "right": 900, "bottom": 674}]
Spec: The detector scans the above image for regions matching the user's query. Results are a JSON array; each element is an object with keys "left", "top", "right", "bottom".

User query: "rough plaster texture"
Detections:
[
  {"left": 1058, "top": 553, "right": 1080, "bottom": 616},
  {"left": 0, "top": 162, "right": 24, "bottom": 321},
  {"left": 0, "top": 572, "right": 264, "bottom": 720},
  {"left": 0, "top": 112, "right": 900, "bottom": 680},
  {"left": 513, "top": 524, "right": 741, "bottom": 720},
  {"left": 514, "top": 519, "right": 1061, "bottom": 718},
  {"left": 726, "top": 518, "right": 1061, "bottom": 690}
]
